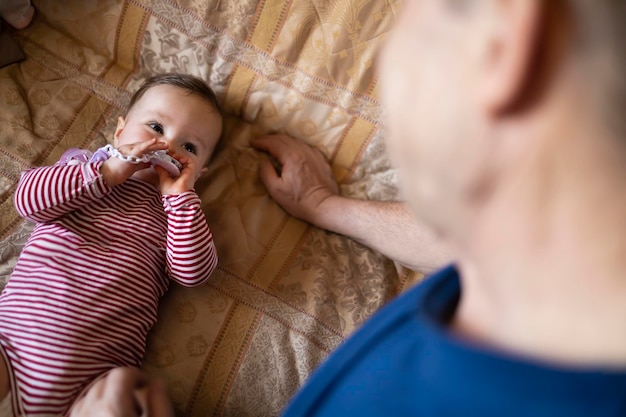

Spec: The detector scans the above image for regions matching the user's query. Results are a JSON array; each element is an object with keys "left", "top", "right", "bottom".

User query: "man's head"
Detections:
[
  {"left": 114, "top": 73, "right": 223, "bottom": 181},
  {"left": 380, "top": 0, "right": 626, "bottom": 241}
]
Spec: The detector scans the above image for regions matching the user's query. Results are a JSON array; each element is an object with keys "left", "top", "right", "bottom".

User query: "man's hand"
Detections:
[
  {"left": 251, "top": 134, "right": 339, "bottom": 225},
  {"left": 251, "top": 134, "right": 452, "bottom": 272},
  {"left": 100, "top": 138, "right": 168, "bottom": 187},
  {"left": 70, "top": 367, "right": 174, "bottom": 417}
]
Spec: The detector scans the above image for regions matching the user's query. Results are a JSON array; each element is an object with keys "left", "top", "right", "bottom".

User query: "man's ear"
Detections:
[
  {"left": 480, "top": 0, "right": 542, "bottom": 115},
  {"left": 113, "top": 116, "right": 126, "bottom": 147}
]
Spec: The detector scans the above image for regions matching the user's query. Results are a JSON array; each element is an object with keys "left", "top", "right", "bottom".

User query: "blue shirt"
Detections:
[{"left": 283, "top": 266, "right": 626, "bottom": 416}]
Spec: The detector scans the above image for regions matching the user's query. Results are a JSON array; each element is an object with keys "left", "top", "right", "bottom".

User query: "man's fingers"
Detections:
[
  {"left": 147, "top": 379, "right": 175, "bottom": 417},
  {"left": 105, "top": 368, "right": 148, "bottom": 417},
  {"left": 250, "top": 135, "right": 277, "bottom": 154},
  {"left": 71, "top": 368, "right": 143, "bottom": 417},
  {"left": 251, "top": 135, "right": 293, "bottom": 163},
  {"left": 252, "top": 135, "right": 330, "bottom": 168},
  {"left": 258, "top": 158, "right": 281, "bottom": 189},
  {"left": 70, "top": 368, "right": 175, "bottom": 417},
  {"left": 104, "top": 367, "right": 148, "bottom": 396}
]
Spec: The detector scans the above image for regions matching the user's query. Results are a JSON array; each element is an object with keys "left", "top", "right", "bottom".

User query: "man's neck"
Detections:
[{"left": 450, "top": 130, "right": 626, "bottom": 368}]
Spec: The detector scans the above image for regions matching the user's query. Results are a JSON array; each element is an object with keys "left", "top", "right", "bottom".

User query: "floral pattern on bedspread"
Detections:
[{"left": 0, "top": 0, "right": 423, "bottom": 415}]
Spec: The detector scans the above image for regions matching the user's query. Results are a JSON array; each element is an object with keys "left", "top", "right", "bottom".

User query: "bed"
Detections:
[{"left": 0, "top": 0, "right": 423, "bottom": 415}]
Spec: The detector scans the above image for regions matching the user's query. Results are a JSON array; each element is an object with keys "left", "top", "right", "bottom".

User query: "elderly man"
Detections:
[
  {"left": 73, "top": 0, "right": 626, "bottom": 415},
  {"left": 256, "top": 0, "right": 626, "bottom": 416}
]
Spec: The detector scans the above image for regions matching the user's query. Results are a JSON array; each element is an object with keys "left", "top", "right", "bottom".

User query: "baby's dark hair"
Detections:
[{"left": 127, "top": 73, "right": 222, "bottom": 116}]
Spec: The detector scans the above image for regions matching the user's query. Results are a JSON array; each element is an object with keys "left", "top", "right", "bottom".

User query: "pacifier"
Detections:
[
  {"left": 149, "top": 151, "right": 183, "bottom": 177},
  {"left": 62, "top": 144, "right": 184, "bottom": 178}
]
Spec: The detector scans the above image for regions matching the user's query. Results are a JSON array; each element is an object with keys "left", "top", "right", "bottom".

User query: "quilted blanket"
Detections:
[{"left": 0, "top": 0, "right": 422, "bottom": 415}]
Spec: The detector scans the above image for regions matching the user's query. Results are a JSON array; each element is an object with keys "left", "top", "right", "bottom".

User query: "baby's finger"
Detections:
[
  {"left": 117, "top": 141, "right": 149, "bottom": 158},
  {"left": 169, "top": 153, "right": 188, "bottom": 167},
  {"left": 147, "top": 140, "right": 169, "bottom": 152},
  {"left": 136, "top": 138, "right": 167, "bottom": 154},
  {"left": 154, "top": 165, "right": 172, "bottom": 182},
  {"left": 119, "top": 139, "right": 166, "bottom": 157}
]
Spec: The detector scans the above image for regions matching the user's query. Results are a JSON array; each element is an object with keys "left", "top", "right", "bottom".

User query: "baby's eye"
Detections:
[
  {"left": 183, "top": 142, "right": 197, "bottom": 155},
  {"left": 148, "top": 122, "right": 164, "bottom": 134}
]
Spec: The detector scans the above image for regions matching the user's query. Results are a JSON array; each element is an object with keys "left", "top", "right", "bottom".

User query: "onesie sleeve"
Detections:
[
  {"left": 162, "top": 191, "right": 218, "bottom": 287},
  {"left": 14, "top": 161, "right": 112, "bottom": 223}
]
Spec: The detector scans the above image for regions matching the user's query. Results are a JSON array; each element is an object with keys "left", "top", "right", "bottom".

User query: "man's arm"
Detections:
[
  {"left": 312, "top": 196, "right": 452, "bottom": 274},
  {"left": 251, "top": 134, "right": 453, "bottom": 274}
]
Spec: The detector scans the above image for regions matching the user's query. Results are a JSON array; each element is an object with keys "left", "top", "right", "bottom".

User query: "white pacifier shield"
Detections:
[{"left": 150, "top": 152, "right": 182, "bottom": 177}]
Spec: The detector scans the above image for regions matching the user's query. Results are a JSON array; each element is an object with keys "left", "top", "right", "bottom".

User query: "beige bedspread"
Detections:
[{"left": 0, "top": 0, "right": 422, "bottom": 415}]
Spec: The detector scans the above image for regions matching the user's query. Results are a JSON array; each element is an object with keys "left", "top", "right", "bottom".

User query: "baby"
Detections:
[{"left": 0, "top": 73, "right": 223, "bottom": 416}]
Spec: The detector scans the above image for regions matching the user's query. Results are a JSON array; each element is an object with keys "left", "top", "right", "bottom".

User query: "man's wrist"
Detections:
[{"left": 306, "top": 194, "right": 343, "bottom": 231}]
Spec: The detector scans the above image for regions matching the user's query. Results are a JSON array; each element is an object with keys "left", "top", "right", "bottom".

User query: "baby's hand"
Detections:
[
  {"left": 100, "top": 139, "right": 167, "bottom": 187},
  {"left": 155, "top": 154, "right": 197, "bottom": 195}
]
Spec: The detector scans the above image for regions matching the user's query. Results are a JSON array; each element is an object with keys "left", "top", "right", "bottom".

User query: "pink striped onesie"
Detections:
[{"left": 0, "top": 159, "right": 218, "bottom": 416}]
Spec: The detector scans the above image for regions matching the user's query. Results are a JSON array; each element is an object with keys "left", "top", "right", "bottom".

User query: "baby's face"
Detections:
[{"left": 115, "top": 84, "right": 222, "bottom": 181}]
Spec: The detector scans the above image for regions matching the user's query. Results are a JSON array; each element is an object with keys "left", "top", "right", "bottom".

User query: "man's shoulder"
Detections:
[
  {"left": 282, "top": 266, "right": 460, "bottom": 416},
  {"left": 283, "top": 265, "right": 626, "bottom": 416},
  {"left": 326, "top": 266, "right": 459, "bottom": 368}
]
